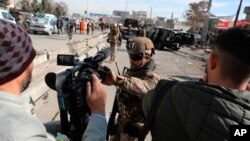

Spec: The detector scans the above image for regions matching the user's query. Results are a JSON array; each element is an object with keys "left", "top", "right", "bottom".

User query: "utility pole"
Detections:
[
  {"left": 201, "top": 0, "right": 212, "bottom": 43},
  {"left": 150, "top": 7, "right": 152, "bottom": 19},
  {"left": 125, "top": 0, "right": 128, "bottom": 11},
  {"left": 234, "top": 0, "right": 243, "bottom": 26}
]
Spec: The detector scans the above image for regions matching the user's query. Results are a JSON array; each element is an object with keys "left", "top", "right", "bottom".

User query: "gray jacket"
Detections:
[
  {"left": 0, "top": 90, "right": 54, "bottom": 141},
  {"left": 143, "top": 81, "right": 250, "bottom": 141},
  {"left": 0, "top": 90, "right": 108, "bottom": 141}
]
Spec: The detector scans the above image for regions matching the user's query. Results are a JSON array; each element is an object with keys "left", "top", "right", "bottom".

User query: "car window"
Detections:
[
  {"left": 1, "top": 11, "right": 13, "bottom": 20},
  {"left": 147, "top": 28, "right": 155, "bottom": 38},
  {"left": 50, "top": 20, "right": 55, "bottom": 26}
]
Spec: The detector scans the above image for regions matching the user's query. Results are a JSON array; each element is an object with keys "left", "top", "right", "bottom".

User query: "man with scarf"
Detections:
[{"left": 103, "top": 37, "right": 161, "bottom": 141}]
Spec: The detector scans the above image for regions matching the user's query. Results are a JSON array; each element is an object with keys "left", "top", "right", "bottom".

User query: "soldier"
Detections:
[
  {"left": 103, "top": 37, "right": 161, "bottom": 141},
  {"left": 107, "top": 23, "right": 120, "bottom": 62}
]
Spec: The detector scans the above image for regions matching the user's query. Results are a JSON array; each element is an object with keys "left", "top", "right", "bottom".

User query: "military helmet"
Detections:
[{"left": 127, "top": 37, "right": 155, "bottom": 56}]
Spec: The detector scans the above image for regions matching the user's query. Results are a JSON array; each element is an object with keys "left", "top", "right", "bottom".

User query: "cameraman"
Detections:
[
  {"left": 0, "top": 20, "right": 106, "bottom": 141},
  {"left": 103, "top": 37, "right": 161, "bottom": 140}
]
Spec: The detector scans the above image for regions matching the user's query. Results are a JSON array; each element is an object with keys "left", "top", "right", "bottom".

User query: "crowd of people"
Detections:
[
  {"left": 0, "top": 17, "right": 250, "bottom": 141},
  {"left": 55, "top": 18, "right": 97, "bottom": 40}
]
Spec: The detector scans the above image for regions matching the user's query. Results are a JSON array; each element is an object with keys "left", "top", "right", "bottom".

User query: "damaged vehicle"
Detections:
[
  {"left": 146, "top": 27, "right": 180, "bottom": 50},
  {"left": 121, "top": 18, "right": 139, "bottom": 39}
]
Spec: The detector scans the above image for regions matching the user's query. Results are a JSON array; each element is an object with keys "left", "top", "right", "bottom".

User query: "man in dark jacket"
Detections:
[
  {"left": 56, "top": 17, "right": 63, "bottom": 34},
  {"left": 143, "top": 27, "right": 250, "bottom": 141}
]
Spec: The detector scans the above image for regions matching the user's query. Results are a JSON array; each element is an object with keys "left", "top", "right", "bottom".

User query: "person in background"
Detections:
[
  {"left": 107, "top": 23, "right": 120, "bottom": 62},
  {"left": 87, "top": 22, "right": 91, "bottom": 35},
  {"left": 80, "top": 19, "right": 85, "bottom": 34},
  {"left": 16, "top": 13, "right": 29, "bottom": 32},
  {"left": 56, "top": 17, "right": 63, "bottom": 34},
  {"left": 91, "top": 22, "right": 95, "bottom": 35},
  {"left": 67, "top": 20, "right": 74, "bottom": 40},
  {"left": 0, "top": 19, "right": 107, "bottom": 141}
]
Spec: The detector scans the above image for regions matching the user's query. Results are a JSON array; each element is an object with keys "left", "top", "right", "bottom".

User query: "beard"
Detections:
[{"left": 20, "top": 70, "right": 32, "bottom": 92}]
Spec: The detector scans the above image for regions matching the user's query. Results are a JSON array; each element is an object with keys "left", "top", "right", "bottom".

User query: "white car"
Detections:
[
  {"left": 30, "top": 18, "right": 58, "bottom": 35},
  {"left": 0, "top": 9, "right": 16, "bottom": 24}
]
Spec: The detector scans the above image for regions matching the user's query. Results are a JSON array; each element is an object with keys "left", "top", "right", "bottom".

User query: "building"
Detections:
[
  {"left": 132, "top": 10, "right": 147, "bottom": 20},
  {"left": 113, "top": 10, "right": 129, "bottom": 18},
  {"left": 155, "top": 17, "right": 166, "bottom": 27},
  {"left": 244, "top": 6, "right": 250, "bottom": 20}
]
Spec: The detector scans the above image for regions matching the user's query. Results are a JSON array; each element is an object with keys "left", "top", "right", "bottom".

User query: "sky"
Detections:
[{"left": 56, "top": 0, "right": 250, "bottom": 21}]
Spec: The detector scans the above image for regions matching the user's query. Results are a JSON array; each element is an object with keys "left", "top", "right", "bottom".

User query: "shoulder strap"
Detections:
[{"left": 139, "top": 79, "right": 178, "bottom": 141}]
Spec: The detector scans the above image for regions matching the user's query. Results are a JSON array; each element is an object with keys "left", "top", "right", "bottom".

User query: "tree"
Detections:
[
  {"left": 53, "top": 1, "right": 68, "bottom": 16},
  {"left": 20, "top": 0, "right": 32, "bottom": 12},
  {"left": 0, "top": 0, "right": 10, "bottom": 8},
  {"left": 54, "top": 3, "right": 64, "bottom": 17},
  {"left": 41, "top": 0, "right": 53, "bottom": 13},
  {"left": 31, "top": 0, "right": 41, "bottom": 13},
  {"left": 185, "top": 0, "right": 209, "bottom": 33}
]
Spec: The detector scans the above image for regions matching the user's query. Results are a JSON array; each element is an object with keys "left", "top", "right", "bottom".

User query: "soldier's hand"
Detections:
[
  {"left": 86, "top": 74, "right": 107, "bottom": 116},
  {"left": 102, "top": 66, "right": 117, "bottom": 86}
]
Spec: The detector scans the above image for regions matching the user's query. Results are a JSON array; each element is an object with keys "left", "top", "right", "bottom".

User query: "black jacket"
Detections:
[{"left": 143, "top": 81, "right": 250, "bottom": 141}]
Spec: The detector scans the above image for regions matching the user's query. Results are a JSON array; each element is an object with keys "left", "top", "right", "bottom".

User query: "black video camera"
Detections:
[{"left": 45, "top": 48, "right": 110, "bottom": 141}]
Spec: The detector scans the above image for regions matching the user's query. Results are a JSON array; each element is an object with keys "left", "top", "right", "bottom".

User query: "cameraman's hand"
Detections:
[{"left": 86, "top": 74, "right": 107, "bottom": 116}]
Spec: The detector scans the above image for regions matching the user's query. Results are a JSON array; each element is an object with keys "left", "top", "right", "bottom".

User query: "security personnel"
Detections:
[
  {"left": 103, "top": 37, "right": 161, "bottom": 141},
  {"left": 107, "top": 23, "right": 120, "bottom": 62}
]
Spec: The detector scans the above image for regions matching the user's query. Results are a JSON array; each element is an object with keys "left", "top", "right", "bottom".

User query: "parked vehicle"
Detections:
[
  {"left": 173, "top": 30, "right": 194, "bottom": 46},
  {"left": 147, "top": 27, "right": 180, "bottom": 50},
  {"left": 0, "top": 9, "right": 16, "bottom": 24},
  {"left": 30, "top": 13, "right": 58, "bottom": 35}
]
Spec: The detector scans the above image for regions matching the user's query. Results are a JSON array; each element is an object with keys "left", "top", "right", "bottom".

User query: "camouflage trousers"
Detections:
[
  {"left": 110, "top": 43, "right": 117, "bottom": 62},
  {"left": 109, "top": 117, "right": 143, "bottom": 141}
]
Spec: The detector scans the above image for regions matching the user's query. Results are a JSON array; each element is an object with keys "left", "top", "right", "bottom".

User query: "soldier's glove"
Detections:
[
  {"left": 101, "top": 66, "right": 116, "bottom": 86},
  {"left": 101, "top": 66, "right": 124, "bottom": 86}
]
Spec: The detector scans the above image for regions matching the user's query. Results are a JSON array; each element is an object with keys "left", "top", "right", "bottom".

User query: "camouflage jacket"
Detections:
[
  {"left": 107, "top": 27, "right": 120, "bottom": 44},
  {"left": 116, "top": 59, "right": 161, "bottom": 125}
]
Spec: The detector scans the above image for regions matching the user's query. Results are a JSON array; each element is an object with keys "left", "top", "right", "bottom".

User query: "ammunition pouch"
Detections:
[{"left": 117, "top": 90, "right": 131, "bottom": 106}]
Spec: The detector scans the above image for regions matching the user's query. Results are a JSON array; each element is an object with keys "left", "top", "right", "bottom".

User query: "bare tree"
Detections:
[
  {"left": 31, "top": 0, "right": 41, "bottom": 13},
  {"left": 185, "top": 0, "right": 209, "bottom": 33},
  {"left": 54, "top": 2, "right": 68, "bottom": 17},
  {"left": 0, "top": 0, "right": 10, "bottom": 8},
  {"left": 20, "top": 0, "right": 32, "bottom": 12}
]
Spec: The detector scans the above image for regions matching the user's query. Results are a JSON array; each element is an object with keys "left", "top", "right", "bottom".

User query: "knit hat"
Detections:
[{"left": 0, "top": 19, "right": 36, "bottom": 84}]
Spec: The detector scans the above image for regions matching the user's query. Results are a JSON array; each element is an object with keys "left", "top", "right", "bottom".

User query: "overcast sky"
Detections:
[{"left": 55, "top": 0, "right": 249, "bottom": 21}]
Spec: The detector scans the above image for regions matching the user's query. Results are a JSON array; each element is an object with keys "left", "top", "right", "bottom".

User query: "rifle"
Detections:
[{"left": 106, "top": 61, "right": 121, "bottom": 140}]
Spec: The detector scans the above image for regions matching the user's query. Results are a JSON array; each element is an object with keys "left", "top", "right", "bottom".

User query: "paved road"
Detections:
[{"left": 30, "top": 30, "right": 105, "bottom": 52}]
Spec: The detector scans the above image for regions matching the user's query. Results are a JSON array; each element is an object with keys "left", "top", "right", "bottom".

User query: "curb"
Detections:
[{"left": 23, "top": 38, "right": 109, "bottom": 102}]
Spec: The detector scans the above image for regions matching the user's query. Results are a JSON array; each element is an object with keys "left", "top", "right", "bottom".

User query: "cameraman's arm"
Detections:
[{"left": 82, "top": 74, "right": 107, "bottom": 141}]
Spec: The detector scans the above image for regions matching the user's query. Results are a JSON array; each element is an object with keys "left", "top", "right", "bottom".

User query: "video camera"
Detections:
[{"left": 45, "top": 48, "right": 110, "bottom": 141}]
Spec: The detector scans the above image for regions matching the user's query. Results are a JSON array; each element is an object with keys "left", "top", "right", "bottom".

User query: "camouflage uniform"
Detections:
[
  {"left": 107, "top": 24, "right": 120, "bottom": 62},
  {"left": 111, "top": 37, "right": 161, "bottom": 141}
]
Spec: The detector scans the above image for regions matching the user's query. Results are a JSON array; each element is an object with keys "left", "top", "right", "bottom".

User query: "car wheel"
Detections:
[
  {"left": 172, "top": 43, "right": 180, "bottom": 51},
  {"left": 156, "top": 42, "right": 164, "bottom": 50}
]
